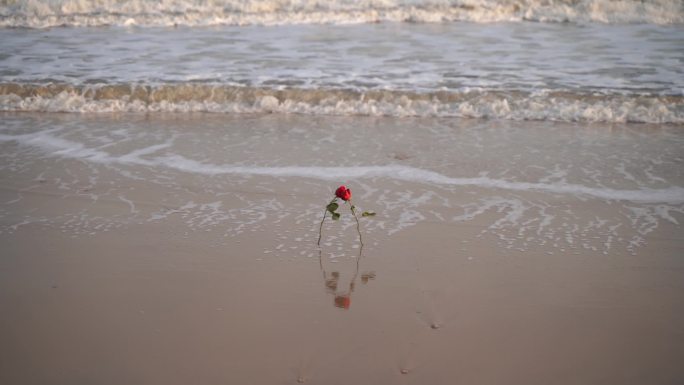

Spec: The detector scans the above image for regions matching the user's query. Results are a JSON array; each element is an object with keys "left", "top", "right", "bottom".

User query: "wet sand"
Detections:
[{"left": 1, "top": 113, "right": 683, "bottom": 384}]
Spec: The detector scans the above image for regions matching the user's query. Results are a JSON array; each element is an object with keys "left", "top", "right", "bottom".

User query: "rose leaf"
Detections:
[{"left": 326, "top": 202, "right": 339, "bottom": 213}]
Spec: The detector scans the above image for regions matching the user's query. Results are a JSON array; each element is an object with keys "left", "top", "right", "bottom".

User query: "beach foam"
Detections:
[
  {"left": 1, "top": 128, "right": 683, "bottom": 204},
  {"left": 1, "top": 0, "right": 682, "bottom": 28},
  {"left": 2, "top": 84, "right": 682, "bottom": 124}
]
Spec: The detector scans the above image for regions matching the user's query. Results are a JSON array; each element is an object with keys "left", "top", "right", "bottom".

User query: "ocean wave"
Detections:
[
  {"left": 2, "top": 82, "right": 683, "bottom": 124},
  {"left": 1, "top": 0, "right": 682, "bottom": 28}
]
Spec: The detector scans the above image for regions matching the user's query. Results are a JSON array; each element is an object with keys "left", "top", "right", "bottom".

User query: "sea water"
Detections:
[
  {"left": 1, "top": 0, "right": 683, "bottom": 255},
  {"left": 1, "top": 0, "right": 683, "bottom": 123}
]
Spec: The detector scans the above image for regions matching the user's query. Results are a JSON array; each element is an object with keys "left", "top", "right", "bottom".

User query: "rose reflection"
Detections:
[
  {"left": 334, "top": 295, "right": 352, "bottom": 309},
  {"left": 319, "top": 248, "right": 375, "bottom": 310}
]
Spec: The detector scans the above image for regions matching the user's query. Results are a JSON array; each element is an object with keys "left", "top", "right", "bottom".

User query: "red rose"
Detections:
[{"left": 335, "top": 185, "right": 351, "bottom": 201}]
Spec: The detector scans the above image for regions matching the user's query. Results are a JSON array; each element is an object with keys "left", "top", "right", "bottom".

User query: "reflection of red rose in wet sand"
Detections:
[
  {"left": 335, "top": 185, "right": 351, "bottom": 201},
  {"left": 334, "top": 295, "right": 351, "bottom": 309}
]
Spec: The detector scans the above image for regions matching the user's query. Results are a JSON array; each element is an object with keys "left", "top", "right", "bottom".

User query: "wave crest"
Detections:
[
  {"left": 1, "top": 0, "right": 682, "bottom": 28},
  {"left": 2, "top": 82, "right": 683, "bottom": 124}
]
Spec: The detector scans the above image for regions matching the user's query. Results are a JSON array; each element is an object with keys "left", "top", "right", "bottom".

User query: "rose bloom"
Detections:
[{"left": 335, "top": 185, "right": 351, "bottom": 201}]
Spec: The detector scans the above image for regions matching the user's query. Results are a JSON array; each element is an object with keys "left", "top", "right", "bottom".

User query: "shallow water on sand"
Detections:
[{"left": 1, "top": 112, "right": 682, "bottom": 256}]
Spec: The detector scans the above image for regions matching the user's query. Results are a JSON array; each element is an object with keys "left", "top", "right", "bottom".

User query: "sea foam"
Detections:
[
  {"left": 1, "top": 0, "right": 682, "bottom": 28},
  {"left": 1, "top": 129, "right": 683, "bottom": 204},
  {"left": 2, "top": 84, "right": 682, "bottom": 124}
]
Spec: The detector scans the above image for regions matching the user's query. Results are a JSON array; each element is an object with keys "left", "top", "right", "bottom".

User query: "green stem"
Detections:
[
  {"left": 318, "top": 198, "right": 337, "bottom": 246},
  {"left": 349, "top": 200, "right": 364, "bottom": 248},
  {"left": 317, "top": 208, "right": 327, "bottom": 246}
]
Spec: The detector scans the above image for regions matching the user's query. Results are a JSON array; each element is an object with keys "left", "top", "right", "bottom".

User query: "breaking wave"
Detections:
[
  {"left": 1, "top": 82, "right": 682, "bottom": 124},
  {"left": 1, "top": 0, "right": 682, "bottom": 28}
]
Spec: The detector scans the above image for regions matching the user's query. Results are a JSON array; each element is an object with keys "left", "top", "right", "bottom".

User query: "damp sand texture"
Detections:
[{"left": 1, "top": 113, "right": 683, "bottom": 385}]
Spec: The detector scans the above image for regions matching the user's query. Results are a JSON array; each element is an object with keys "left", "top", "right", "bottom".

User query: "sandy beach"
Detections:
[
  {"left": 2, "top": 1, "right": 684, "bottom": 382},
  {"left": 1, "top": 112, "right": 683, "bottom": 384}
]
